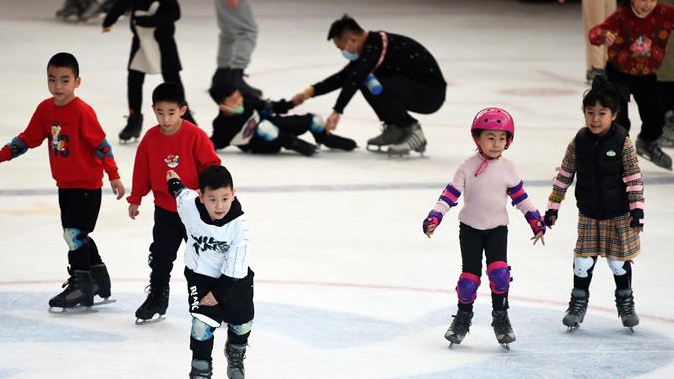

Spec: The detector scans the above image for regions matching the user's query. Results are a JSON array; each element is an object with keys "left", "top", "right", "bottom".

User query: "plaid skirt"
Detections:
[{"left": 574, "top": 213, "right": 640, "bottom": 260}]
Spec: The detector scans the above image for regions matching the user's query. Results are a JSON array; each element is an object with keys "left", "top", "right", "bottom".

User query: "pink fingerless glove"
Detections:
[
  {"left": 525, "top": 210, "right": 546, "bottom": 236},
  {"left": 423, "top": 210, "right": 443, "bottom": 234}
]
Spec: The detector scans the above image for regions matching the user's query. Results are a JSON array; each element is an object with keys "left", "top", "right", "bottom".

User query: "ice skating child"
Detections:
[
  {"left": 102, "top": 0, "right": 196, "bottom": 142},
  {"left": 166, "top": 165, "right": 253, "bottom": 379},
  {"left": 545, "top": 77, "right": 644, "bottom": 332},
  {"left": 422, "top": 107, "right": 546, "bottom": 348},
  {"left": 127, "top": 82, "right": 221, "bottom": 323},
  {"left": 589, "top": 0, "right": 674, "bottom": 170},
  {"left": 209, "top": 83, "right": 357, "bottom": 157},
  {"left": 0, "top": 52, "right": 125, "bottom": 310}
]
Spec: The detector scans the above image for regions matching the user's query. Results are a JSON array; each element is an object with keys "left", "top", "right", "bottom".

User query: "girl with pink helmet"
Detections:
[{"left": 422, "top": 107, "right": 546, "bottom": 350}]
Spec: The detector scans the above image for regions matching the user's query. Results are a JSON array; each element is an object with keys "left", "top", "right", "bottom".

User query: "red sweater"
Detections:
[
  {"left": 127, "top": 121, "right": 221, "bottom": 212},
  {"left": 589, "top": 4, "right": 674, "bottom": 75},
  {"left": 3, "top": 97, "right": 119, "bottom": 189}
]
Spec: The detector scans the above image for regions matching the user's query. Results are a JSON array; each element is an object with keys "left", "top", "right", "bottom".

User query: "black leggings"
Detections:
[
  {"left": 128, "top": 70, "right": 187, "bottom": 114},
  {"left": 458, "top": 223, "right": 509, "bottom": 310}
]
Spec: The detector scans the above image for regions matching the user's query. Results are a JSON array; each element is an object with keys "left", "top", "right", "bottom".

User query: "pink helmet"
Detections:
[{"left": 471, "top": 107, "right": 515, "bottom": 147}]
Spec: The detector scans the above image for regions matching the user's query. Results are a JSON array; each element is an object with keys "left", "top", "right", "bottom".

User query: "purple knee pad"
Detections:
[
  {"left": 456, "top": 272, "right": 481, "bottom": 304},
  {"left": 487, "top": 261, "right": 511, "bottom": 294}
]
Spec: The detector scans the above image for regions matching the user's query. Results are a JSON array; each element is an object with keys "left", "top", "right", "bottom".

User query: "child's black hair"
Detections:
[
  {"left": 209, "top": 83, "right": 238, "bottom": 104},
  {"left": 582, "top": 75, "right": 621, "bottom": 114},
  {"left": 199, "top": 165, "right": 233, "bottom": 192},
  {"left": 327, "top": 14, "right": 364, "bottom": 40},
  {"left": 152, "top": 82, "right": 187, "bottom": 107},
  {"left": 48, "top": 52, "right": 79, "bottom": 77}
]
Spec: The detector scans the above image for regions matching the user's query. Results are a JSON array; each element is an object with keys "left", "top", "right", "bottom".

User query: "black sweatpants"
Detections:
[
  {"left": 186, "top": 268, "right": 255, "bottom": 360},
  {"left": 148, "top": 206, "right": 187, "bottom": 288},
  {"left": 128, "top": 69, "right": 187, "bottom": 114},
  {"left": 458, "top": 223, "right": 509, "bottom": 311},
  {"left": 360, "top": 75, "right": 445, "bottom": 129},
  {"left": 244, "top": 114, "right": 314, "bottom": 154},
  {"left": 58, "top": 188, "right": 103, "bottom": 271},
  {"left": 606, "top": 63, "right": 664, "bottom": 142}
]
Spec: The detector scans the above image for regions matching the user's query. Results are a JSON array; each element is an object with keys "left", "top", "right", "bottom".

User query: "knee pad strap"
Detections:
[
  {"left": 63, "top": 227, "right": 84, "bottom": 251},
  {"left": 487, "top": 261, "right": 511, "bottom": 294},
  {"left": 456, "top": 272, "right": 481, "bottom": 304},
  {"left": 191, "top": 317, "right": 215, "bottom": 341}
]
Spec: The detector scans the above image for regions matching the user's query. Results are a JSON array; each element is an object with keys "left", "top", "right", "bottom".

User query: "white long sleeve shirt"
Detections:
[{"left": 176, "top": 189, "right": 250, "bottom": 279}]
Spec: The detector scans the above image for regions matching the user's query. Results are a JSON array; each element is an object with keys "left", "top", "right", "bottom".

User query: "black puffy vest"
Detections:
[{"left": 574, "top": 124, "right": 629, "bottom": 219}]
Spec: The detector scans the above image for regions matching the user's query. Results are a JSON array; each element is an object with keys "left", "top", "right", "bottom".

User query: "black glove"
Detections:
[
  {"left": 629, "top": 209, "right": 644, "bottom": 228},
  {"left": 544, "top": 209, "right": 558, "bottom": 227},
  {"left": 167, "top": 178, "right": 185, "bottom": 198}
]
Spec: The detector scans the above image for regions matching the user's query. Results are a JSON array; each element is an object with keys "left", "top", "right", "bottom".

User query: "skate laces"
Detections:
[
  {"left": 226, "top": 345, "right": 246, "bottom": 369},
  {"left": 566, "top": 296, "right": 588, "bottom": 317},
  {"left": 616, "top": 294, "right": 635, "bottom": 317},
  {"left": 450, "top": 311, "right": 472, "bottom": 334},
  {"left": 491, "top": 311, "right": 512, "bottom": 335}
]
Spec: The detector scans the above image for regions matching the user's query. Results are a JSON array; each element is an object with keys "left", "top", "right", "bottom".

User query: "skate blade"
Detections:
[
  {"left": 135, "top": 315, "right": 166, "bottom": 325},
  {"left": 366, "top": 144, "right": 387, "bottom": 152},
  {"left": 93, "top": 298, "right": 117, "bottom": 306},
  {"left": 48, "top": 304, "right": 98, "bottom": 314},
  {"left": 118, "top": 138, "right": 140, "bottom": 145},
  {"left": 500, "top": 343, "right": 511, "bottom": 351}
]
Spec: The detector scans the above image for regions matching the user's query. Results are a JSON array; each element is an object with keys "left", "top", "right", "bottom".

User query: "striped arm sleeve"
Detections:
[
  {"left": 433, "top": 183, "right": 462, "bottom": 214},
  {"left": 622, "top": 137, "right": 644, "bottom": 209},
  {"left": 548, "top": 140, "right": 576, "bottom": 208}
]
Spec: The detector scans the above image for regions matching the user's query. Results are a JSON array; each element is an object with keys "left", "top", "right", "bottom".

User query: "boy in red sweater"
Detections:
[
  {"left": 127, "top": 81, "right": 221, "bottom": 324},
  {"left": 0, "top": 52, "right": 126, "bottom": 310}
]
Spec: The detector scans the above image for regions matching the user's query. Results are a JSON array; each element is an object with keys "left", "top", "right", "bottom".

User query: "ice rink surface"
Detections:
[{"left": 1, "top": 0, "right": 674, "bottom": 378}]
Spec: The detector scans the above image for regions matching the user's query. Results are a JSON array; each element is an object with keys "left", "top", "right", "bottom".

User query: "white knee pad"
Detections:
[
  {"left": 310, "top": 114, "right": 325, "bottom": 133},
  {"left": 573, "top": 256, "right": 595, "bottom": 278},
  {"left": 191, "top": 317, "right": 215, "bottom": 341},
  {"left": 63, "top": 227, "right": 84, "bottom": 251},
  {"left": 256, "top": 120, "right": 279, "bottom": 141},
  {"left": 607, "top": 259, "right": 627, "bottom": 276},
  {"left": 228, "top": 321, "right": 253, "bottom": 336}
]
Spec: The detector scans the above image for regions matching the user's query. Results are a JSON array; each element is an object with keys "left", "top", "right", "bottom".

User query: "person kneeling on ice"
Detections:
[
  {"left": 167, "top": 166, "right": 254, "bottom": 379},
  {"left": 422, "top": 107, "right": 546, "bottom": 350},
  {"left": 209, "top": 83, "right": 356, "bottom": 157}
]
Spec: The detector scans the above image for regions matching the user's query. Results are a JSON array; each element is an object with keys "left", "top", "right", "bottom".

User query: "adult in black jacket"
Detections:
[{"left": 292, "top": 15, "right": 447, "bottom": 155}]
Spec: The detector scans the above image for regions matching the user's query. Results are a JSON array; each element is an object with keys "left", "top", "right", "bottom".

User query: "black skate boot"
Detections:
[
  {"left": 48, "top": 268, "right": 94, "bottom": 311},
  {"left": 660, "top": 110, "right": 674, "bottom": 148},
  {"left": 563, "top": 288, "right": 589, "bottom": 331},
  {"left": 387, "top": 123, "right": 427, "bottom": 156},
  {"left": 366, "top": 123, "right": 406, "bottom": 151},
  {"left": 444, "top": 309, "right": 473, "bottom": 347},
  {"left": 636, "top": 137, "right": 672, "bottom": 170},
  {"left": 282, "top": 135, "right": 317, "bottom": 157},
  {"left": 78, "top": 0, "right": 102, "bottom": 22},
  {"left": 225, "top": 342, "right": 247, "bottom": 379},
  {"left": 226, "top": 68, "right": 262, "bottom": 98},
  {"left": 615, "top": 288, "right": 639, "bottom": 332},
  {"left": 312, "top": 130, "right": 357, "bottom": 151},
  {"left": 119, "top": 113, "right": 143, "bottom": 143},
  {"left": 135, "top": 285, "right": 169, "bottom": 324},
  {"left": 90, "top": 263, "right": 112, "bottom": 300},
  {"left": 56, "top": 0, "right": 82, "bottom": 21},
  {"left": 491, "top": 310, "right": 516, "bottom": 349},
  {"left": 189, "top": 359, "right": 213, "bottom": 379}
]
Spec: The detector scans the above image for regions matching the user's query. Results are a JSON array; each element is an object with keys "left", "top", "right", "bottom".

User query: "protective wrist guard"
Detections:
[
  {"left": 423, "top": 210, "right": 443, "bottom": 234},
  {"left": 544, "top": 209, "right": 558, "bottom": 226},
  {"left": 629, "top": 209, "right": 644, "bottom": 228},
  {"left": 525, "top": 210, "right": 546, "bottom": 236}
]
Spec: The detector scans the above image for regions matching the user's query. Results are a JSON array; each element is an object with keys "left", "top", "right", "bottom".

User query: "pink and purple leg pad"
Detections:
[
  {"left": 456, "top": 273, "right": 481, "bottom": 304},
  {"left": 487, "top": 261, "right": 511, "bottom": 294}
]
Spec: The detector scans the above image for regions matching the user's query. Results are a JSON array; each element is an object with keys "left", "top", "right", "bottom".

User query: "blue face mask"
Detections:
[{"left": 341, "top": 50, "right": 359, "bottom": 61}]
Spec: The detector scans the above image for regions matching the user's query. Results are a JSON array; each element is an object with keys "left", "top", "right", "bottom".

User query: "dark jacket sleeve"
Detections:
[
  {"left": 134, "top": 0, "right": 181, "bottom": 27},
  {"left": 102, "top": 0, "right": 131, "bottom": 27}
]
